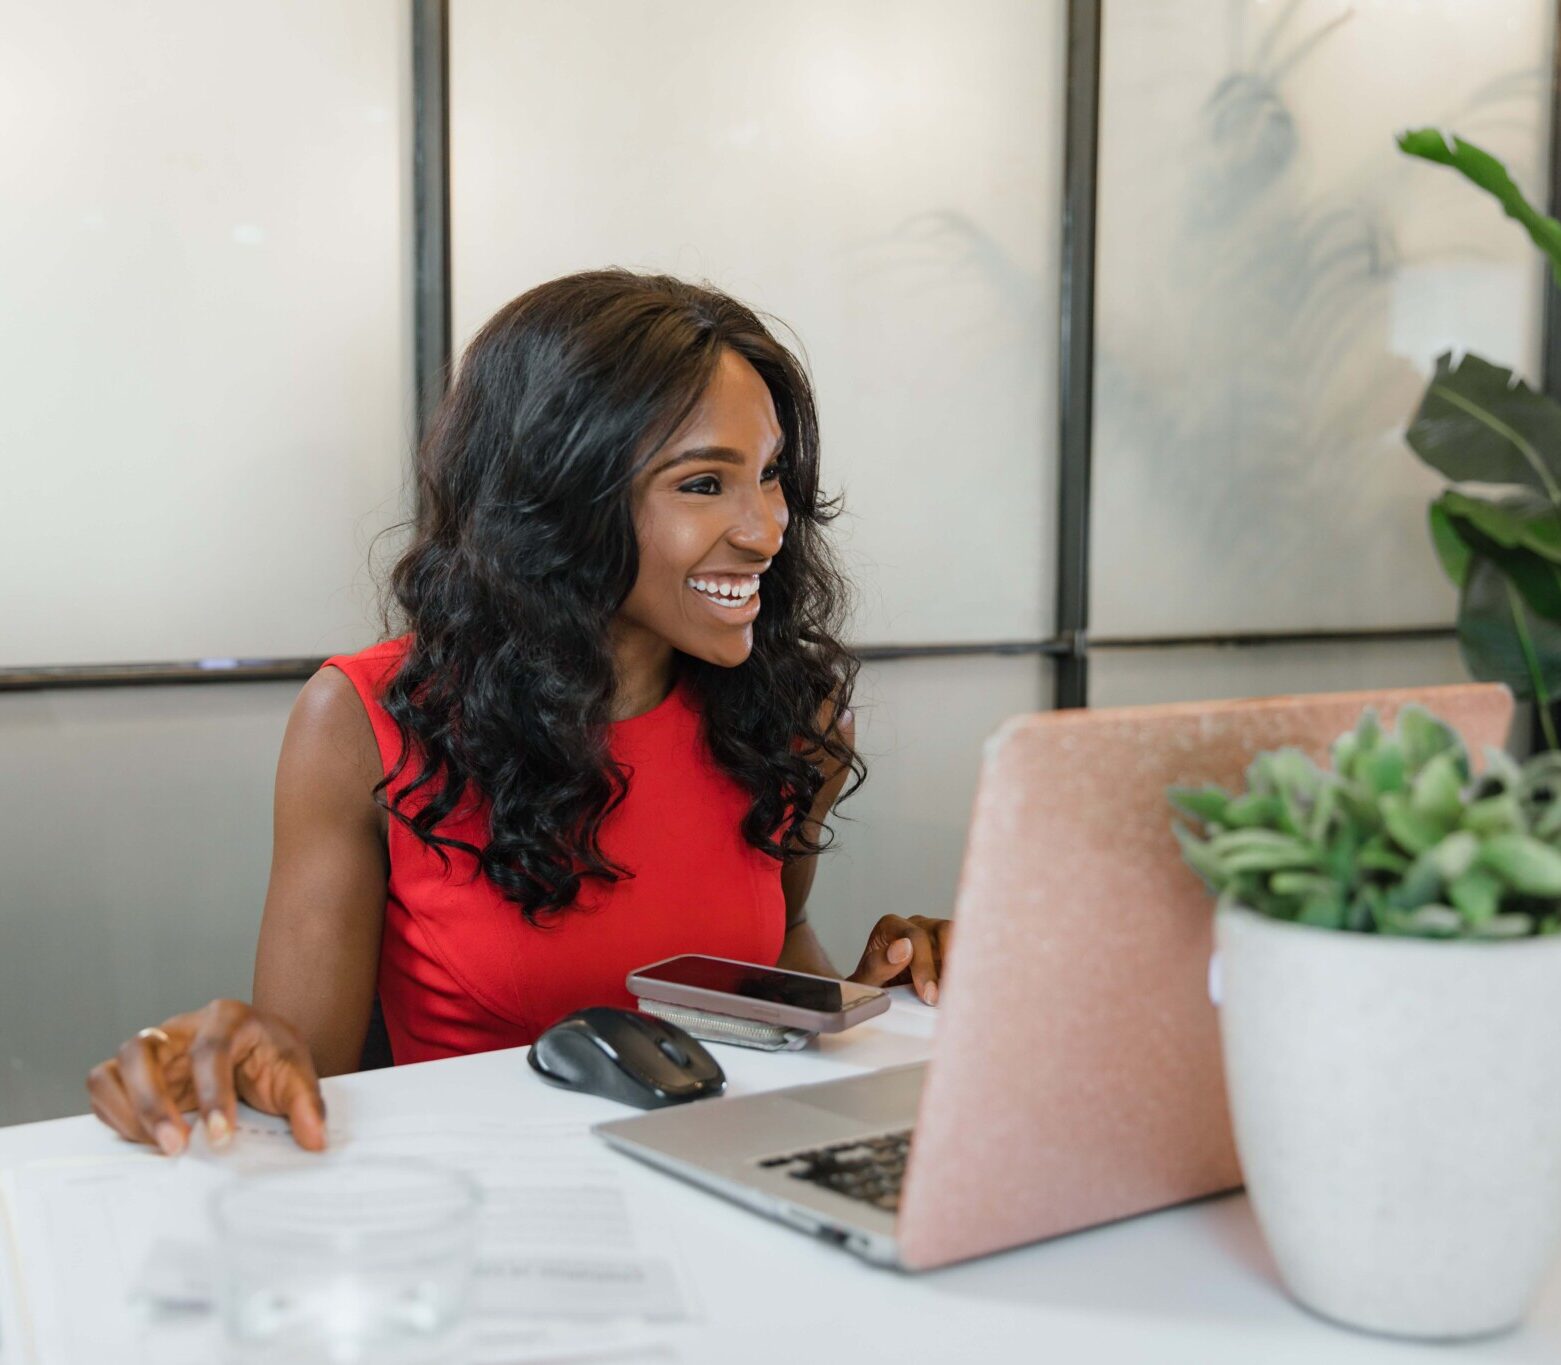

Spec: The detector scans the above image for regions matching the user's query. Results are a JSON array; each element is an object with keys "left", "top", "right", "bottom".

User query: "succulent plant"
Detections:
[{"left": 1169, "top": 705, "right": 1561, "bottom": 938}]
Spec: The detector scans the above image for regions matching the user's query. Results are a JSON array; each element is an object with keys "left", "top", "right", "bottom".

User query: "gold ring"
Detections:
[{"left": 136, "top": 1026, "right": 171, "bottom": 1046}]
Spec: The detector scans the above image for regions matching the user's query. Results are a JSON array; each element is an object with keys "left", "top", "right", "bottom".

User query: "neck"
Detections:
[{"left": 607, "top": 630, "right": 679, "bottom": 722}]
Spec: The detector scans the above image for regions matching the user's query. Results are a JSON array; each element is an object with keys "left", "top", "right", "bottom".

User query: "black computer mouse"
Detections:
[{"left": 527, "top": 1006, "right": 726, "bottom": 1108}]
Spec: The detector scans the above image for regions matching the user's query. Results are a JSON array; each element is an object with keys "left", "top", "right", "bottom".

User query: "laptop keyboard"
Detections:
[{"left": 757, "top": 1129, "right": 913, "bottom": 1212}]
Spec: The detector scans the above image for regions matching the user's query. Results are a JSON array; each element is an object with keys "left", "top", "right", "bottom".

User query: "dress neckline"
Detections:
[{"left": 609, "top": 671, "right": 685, "bottom": 729}]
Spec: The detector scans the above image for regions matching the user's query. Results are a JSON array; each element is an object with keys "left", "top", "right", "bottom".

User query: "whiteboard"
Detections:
[{"left": 0, "top": 0, "right": 413, "bottom": 669}]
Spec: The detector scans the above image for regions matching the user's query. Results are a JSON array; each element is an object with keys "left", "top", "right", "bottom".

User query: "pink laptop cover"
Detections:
[{"left": 895, "top": 682, "right": 1515, "bottom": 1270}]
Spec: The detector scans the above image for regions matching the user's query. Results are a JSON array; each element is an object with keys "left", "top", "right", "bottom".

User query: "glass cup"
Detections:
[{"left": 211, "top": 1159, "right": 482, "bottom": 1365}]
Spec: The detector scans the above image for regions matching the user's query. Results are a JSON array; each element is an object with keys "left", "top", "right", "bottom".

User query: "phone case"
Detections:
[{"left": 636, "top": 998, "right": 814, "bottom": 1052}]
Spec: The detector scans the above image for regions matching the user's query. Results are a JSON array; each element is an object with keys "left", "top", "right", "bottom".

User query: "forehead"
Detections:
[{"left": 665, "top": 348, "right": 781, "bottom": 449}]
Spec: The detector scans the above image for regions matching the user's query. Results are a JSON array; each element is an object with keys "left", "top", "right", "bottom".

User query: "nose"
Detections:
[{"left": 729, "top": 485, "right": 788, "bottom": 558}]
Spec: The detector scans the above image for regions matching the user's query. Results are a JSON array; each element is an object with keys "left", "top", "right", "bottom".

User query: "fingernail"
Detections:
[
  {"left": 888, "top": 939, "right": 912, "bottom": 964},
  {"left": 924, "top": 982, "right": 939, "bottom": 1006},
  {"left": 205, "top": 1111, "right": 232, "bottom": 1149},
  {"left": 155, "top": 1121, "right": 185, "bottom": 1157}
]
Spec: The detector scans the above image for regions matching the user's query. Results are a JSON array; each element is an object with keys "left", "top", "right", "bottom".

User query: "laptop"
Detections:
[{"left": 595, "top": 682, "right": 1514, "bottom": 1271}]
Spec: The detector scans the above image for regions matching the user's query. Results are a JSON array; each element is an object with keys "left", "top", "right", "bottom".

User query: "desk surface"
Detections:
[{"left": 3, "top": 992, "right": 1560, "bottom": 1364}]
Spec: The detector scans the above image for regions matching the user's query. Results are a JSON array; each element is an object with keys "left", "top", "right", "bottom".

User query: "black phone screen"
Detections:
[{"left": 636, "top": 956, "right": 879, "bottom": 1012}]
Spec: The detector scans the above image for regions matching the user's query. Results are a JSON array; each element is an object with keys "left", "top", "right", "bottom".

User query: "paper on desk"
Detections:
[{"left": 0, "top": 1109, "right": 694, "bottom": 1365}]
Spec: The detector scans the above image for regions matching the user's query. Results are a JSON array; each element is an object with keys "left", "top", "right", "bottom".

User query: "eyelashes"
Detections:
[{"left": 679, "top": 462, "right": 789, "bottom": 496}]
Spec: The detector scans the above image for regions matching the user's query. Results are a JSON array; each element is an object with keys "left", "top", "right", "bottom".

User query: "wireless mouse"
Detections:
[{"left": 527, "top": 1006, "right": 726, "bottom": 1108}]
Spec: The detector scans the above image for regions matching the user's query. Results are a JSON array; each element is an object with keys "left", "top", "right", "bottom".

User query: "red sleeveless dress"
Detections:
[{"left": 323, "top": 637, "right": 787, "bottom": 1063}]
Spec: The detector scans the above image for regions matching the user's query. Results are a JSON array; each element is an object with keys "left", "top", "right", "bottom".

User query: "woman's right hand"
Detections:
[{"left": 86, "top": 998, "right": 328, "bottom": 1156}]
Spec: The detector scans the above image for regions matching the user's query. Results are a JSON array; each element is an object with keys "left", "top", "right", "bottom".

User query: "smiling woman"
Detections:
[{"left": 85, "top": 269, "right": 952, "bottom": 1156}]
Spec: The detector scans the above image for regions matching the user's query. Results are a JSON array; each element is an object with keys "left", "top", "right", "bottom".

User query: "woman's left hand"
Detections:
[{"left": 848, "top": 915, "right": 952, "bottom": 1006}]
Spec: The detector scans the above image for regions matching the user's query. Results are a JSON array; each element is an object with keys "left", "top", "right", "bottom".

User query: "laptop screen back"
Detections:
[{"left": 895, "top": 683, "right": 1514, "bottom": 1270}]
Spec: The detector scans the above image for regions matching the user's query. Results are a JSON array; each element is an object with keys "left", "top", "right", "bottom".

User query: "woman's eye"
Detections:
[{"left": 680, "top": 463, "right": 787, "bottom": 496}]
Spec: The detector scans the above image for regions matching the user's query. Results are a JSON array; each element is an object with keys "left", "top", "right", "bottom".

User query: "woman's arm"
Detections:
[
  {"left": 777, "top": 703, "right": 855, "bottom": 977},
  {"left": 252, "top": 667, "right": 390, "bottom": 1077},
  {"left": 777, "top": 700, "right": 951, "bottom": 1002},
  {"left": 86, "top": 667, "right": 388, "bottom": 1154}
]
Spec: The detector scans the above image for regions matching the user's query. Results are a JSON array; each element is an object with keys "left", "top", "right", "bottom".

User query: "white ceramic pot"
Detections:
[{"left": 1215, "top": 902, "right": 1561, "bottom": 1340}]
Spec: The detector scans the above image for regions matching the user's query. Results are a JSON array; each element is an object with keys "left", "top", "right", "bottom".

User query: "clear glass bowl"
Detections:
[{"left": 210, "top": 1158, "right": 482, "bottom": 1365}]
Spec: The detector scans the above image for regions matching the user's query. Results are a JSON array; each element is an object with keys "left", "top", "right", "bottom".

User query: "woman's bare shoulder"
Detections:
[{"left": 278, "top": 667, "right": 386, "bottom": 834}]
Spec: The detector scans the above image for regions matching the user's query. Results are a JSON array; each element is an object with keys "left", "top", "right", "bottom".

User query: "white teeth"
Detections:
[{"left": 687, "top": 575, "right": 758, "bottom": 601}]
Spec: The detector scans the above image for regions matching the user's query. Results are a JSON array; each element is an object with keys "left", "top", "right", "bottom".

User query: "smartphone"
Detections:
[{"left": 626, "top": 954, "right": 890, "bottom": 1033}]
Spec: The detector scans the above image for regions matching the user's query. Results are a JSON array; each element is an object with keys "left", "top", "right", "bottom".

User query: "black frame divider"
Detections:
[
  {"left": 413, "top": 0, "right": 452, "bottom": 447},
  {"left": 1052, "top": 0, "right": 1102, "bottom": 712}
]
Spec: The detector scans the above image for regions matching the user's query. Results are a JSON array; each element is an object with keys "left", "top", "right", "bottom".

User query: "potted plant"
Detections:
[
  {"left": 1398, "top": 129, "right": 1561, "bottom": 749},
  {"left": 1171, "top": 703, "right": 1561, "bottom": 1339}
]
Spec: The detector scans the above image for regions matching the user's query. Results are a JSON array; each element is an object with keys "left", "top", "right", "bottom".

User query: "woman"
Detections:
[{"left": 86, "top": 269, "right": 952, "bottom": 1155}]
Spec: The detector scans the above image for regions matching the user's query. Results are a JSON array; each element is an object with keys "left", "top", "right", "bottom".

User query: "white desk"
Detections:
[{"left": 3, "top": 992, "right": 1560, "bottom": 1364}]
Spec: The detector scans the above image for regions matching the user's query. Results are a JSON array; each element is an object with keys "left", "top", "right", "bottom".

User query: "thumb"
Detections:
[{"left": 854, "top": 935, "right": 913, "bottom": 984}]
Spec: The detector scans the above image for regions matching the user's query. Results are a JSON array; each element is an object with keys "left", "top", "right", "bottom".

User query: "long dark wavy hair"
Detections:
[{"left": 375, "top": 268, "right": 865, "bottom": 925}]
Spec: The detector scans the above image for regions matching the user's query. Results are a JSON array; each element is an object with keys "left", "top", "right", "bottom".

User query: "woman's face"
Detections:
[{"left": 618, "top": 347, "right": 791, "bottom": 672}]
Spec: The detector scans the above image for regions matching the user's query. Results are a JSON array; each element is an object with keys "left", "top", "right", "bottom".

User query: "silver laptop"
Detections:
[{"left": 594, "top": 683, "right": 1513, "bottom": 1270}]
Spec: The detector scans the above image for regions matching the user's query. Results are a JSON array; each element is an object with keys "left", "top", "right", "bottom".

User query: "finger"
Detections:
[
  {"left": 115, "top": 1035, "right": 190, "bottom": 1156},
  {"left": 86, "top": 1059, "right": 152, "bottom": 1145},
  {"left": 233, "top": 1024, "right": 329, "bottom": 1152},
  {"left": 933, "top": 919, "right": 954, "bottom": 976},
  {"left": 901, "top": 927, "right": 940, "bottom": 1005},
  {"left": 851, "top": 916, "right": 916, "bottom": 986},
  {"left": 189, "top": 1038, "right": 239, "bottom": 1150},
  {"left": 273, "top": 1054, "right": 329, "bottom": 1153}
]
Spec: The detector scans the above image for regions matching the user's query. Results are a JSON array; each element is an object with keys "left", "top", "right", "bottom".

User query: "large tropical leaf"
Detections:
[
  {"left": 1436, "top": 490, "right": 1561, "bottom": 621},
  {"left": 1457, "top": 556, "right": 1561, "bottom": 703},
  {"left": 1406, "top": 352, "right": 1561, "bottom": 498},
  {"left": 1438, "top": 488, "right": 1561, "bottom": 562},
  {"left": 1397, "top": 128, "right": 1561, "bottom": 285}
]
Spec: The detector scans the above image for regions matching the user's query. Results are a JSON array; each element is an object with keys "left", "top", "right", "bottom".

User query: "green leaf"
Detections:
[
  {"left": 1357, "top": 834, "right": 1411, "bottom": 875},
  {"left": 1447, "top": 867, "right": 1504, "bottom": 925},
  {"left": 1398, "top": 904, "right": 1466, "bottom": 938},
  {"left": 1410, "top": 751, "right": 1466, "bottom": 826},
  {"left": 1405, "top": 353, "right": 1561, "bottom": 500},
  {"left": 1426, "top": 830, "right": 1479, "bottom": 883},
  {"left": 1397, "top": 704, "right": 1471, "bottom": 778},
  {"left": 1361, "top": 745, "right": 1407, "bottom": 796},
  {"left": 1306, "top": 782, "right": 1339, "bottom": 847},
  {"left": 1479, "top": 745, "right": 1524, "bottom": 792},
  {"left": 1219, "top": 847, "right": 1323, "bottom": 875},
  {"left": 1461, "top": 793, "right": 1522, "bottom": 837},
  {"left": 1476, "top": 833, "right": 1561, "bottom": 896},
  {"left": 1439, "top": 489, "right": 1561, "bottom": 565},
  {"left": 1397, "top": 129, "right": 1561, "bottom": 285},
  {"left": 1269, "top": 871, "right": 1339, "bottom": 898},
  {"left": 1469, "top": 912, "right": 1537, "bottom": 939},
  {"left": 1168, "top": 785, "right": 1231, "bottom": 826},
  {"left": 1173, "top": 823, "right": 1225, "bottom": 889},
  {"left": 1379, "top": 792, "right": 1450, "bottom": 856},
  {"left": 1388, "top": 848, "right": 1447, "bottom": 910},
  {"left": 1224, "top": 793, "right": 1286, "bottom": 828},
  {"left": 1456, "top": 557, "right": 1561, "bottom": 705},
  {"left": 1297, "top": 893, "right": 1347, "bottom": 929},
  {"left": 1429, "top": 498, "right": 1475, "bottom": 588},
  {"left": 1443, "top": 504, "right": 1561, "bottom": 623},
  {"left": 1322, "top": 821, "right": 1363, "bottom": 884}
]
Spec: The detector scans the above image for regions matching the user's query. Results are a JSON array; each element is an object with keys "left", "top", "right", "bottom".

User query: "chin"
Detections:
[{"left": 681, "top": 630, "right": 754, "bottom": 669}]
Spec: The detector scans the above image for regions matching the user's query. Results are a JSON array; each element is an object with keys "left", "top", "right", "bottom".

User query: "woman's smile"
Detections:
[{"left": 686, "top": 573, "right": 761, "bottom": 621}]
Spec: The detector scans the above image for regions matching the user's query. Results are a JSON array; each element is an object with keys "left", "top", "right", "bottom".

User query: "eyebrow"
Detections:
[{"left": 649, "top": 436, "right": 786, "bottom": 479}]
